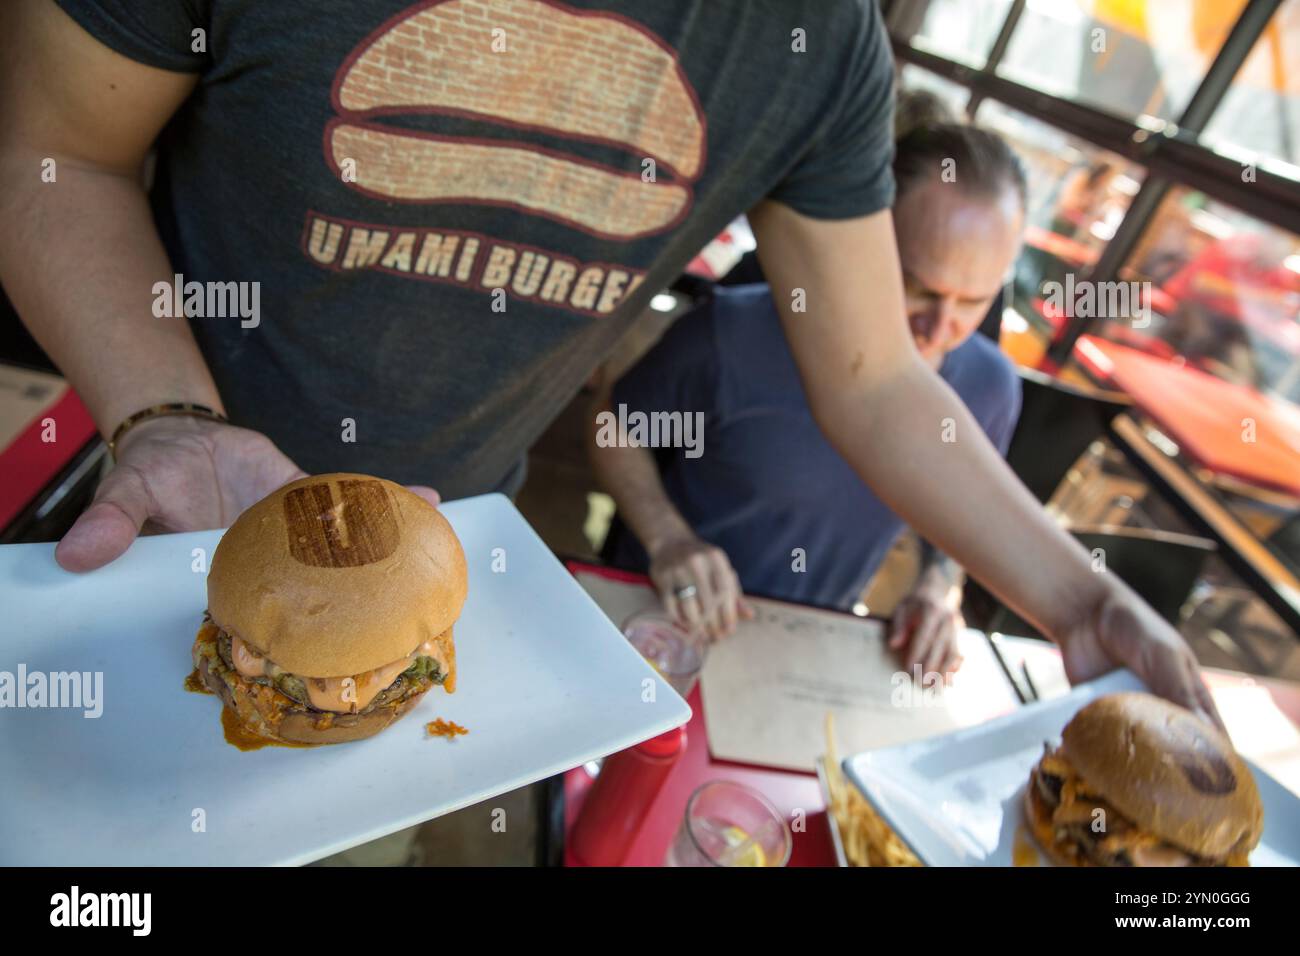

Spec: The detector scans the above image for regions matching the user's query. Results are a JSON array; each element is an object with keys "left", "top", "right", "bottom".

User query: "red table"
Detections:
[
  {"left": 560, "top": 565, "right": 1300, "bottom": 865},
  {"left": 562, "top": 684, "right": 836, "bottom": 867},
  {"left": 1075, "top": 335, "right": 1300, "bottom": 497},
  {"left": 0, "top": 379, "right": 97, "bottom": 532},
  {"left": 561, "top": 563, "right": 835, "bottom": 867}
]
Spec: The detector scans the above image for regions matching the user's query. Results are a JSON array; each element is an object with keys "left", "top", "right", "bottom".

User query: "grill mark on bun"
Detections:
[
  {"left": 283, "top": 478, "right": 399, "bottom": 568},
  {"left": 1168, "top": 721, "right": 1238, "bottom": 795}
]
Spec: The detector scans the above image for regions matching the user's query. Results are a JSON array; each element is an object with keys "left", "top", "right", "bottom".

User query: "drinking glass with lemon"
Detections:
[{"left": 665, "top": 780, "right": 793, "bottom": 867}]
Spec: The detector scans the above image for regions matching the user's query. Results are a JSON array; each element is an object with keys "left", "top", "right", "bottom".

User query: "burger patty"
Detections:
[
  {"left": 1031, "top": 763, "right": 1127, "bottom": 866},
  {"left": 1032, "top": 746, "right": 1207, "bottom": 867},
  {"left": 207, "top": 623, "right": 444, "bottom": 717}
]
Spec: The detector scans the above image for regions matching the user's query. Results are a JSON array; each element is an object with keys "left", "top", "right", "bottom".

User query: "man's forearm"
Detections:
[
  {"left": 0, "top": 163, "right": 224, "bottom": 436},
  {"left": 817, "top": 359, "right": 1110, "bottom": 639},
  {"left": 750, "top": 201, "right": 1121, "bottom": 645},
  {"left": 1, "top": 1, "right": 218, "bottom": 438},
  {"left": 586, "top": 391, "right": 693, "bottom": 555}
]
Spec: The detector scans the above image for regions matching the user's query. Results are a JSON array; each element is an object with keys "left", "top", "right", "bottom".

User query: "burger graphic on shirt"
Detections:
[{"left": 325, "top": 0, "right": 707, "bottom": 241}]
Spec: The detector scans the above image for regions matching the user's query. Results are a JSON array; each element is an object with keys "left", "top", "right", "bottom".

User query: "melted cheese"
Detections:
[{"left": 230, "top": 631, "right": 451, "bottom": 714}]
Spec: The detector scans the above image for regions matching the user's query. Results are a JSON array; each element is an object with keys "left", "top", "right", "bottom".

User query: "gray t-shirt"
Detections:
[{"left": 58, "top": 0, "right": 897, "bottom": 498}]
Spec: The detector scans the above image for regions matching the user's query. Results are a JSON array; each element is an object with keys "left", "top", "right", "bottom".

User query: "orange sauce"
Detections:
[
  {"left": 425, "top": 718, "right": 469, "bottom": 739},
  {"left": 1013, "top": 825, "right": 1041, "bottom": 866},
  {"left": 194, "top": 664, "right": 317, "bottom": 751},
  {"left": 184, "top": 668, "right": 213, "bottom": 695}
]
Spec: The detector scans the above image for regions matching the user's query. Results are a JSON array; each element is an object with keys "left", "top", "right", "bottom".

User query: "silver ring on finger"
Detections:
[{"left": 674, "top": 583, "right": 698, "bottom": 601}]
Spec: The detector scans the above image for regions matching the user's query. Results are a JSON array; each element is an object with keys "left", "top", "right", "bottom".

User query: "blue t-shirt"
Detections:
[{"left": 609, "top": 283, "right": 1022, "bottom": 610}]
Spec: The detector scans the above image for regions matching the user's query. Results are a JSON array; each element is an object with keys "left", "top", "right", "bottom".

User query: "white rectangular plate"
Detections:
[
  {"left": 0, "top": 493, "right": 690, "bottom": 865},
  {"left": 843, "top": 670, "right": 1300, "bottom": 866}
]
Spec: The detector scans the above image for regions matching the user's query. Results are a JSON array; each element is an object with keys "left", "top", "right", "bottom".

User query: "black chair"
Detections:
[
  {"left": 1004, "top": 367, "right": 1131, "bottom": 506},
  {"left": 966, "top": 525, "right": 1217, "bottom": 640},
  {"left": 1180, "top": 512, "right": 1300, "bottom": 675}
]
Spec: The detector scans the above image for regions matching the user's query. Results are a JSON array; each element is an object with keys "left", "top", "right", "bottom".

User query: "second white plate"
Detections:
[{"left": 843, "top": 670, "right": 1300, "bottom": 866}]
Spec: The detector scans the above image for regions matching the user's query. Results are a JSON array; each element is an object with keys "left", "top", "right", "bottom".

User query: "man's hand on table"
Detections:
[
  {"left": 888, "top": 568, "right": 964, "bottom": 678},
  {"left": 647, "top": 532, "right": 753, "bottom": 641},
  {"left": 1058, "top": 588, "right": 1225, "bottom": 732},
  {"left": 55, "top": 417, "right": 441, "bottom": 573}
]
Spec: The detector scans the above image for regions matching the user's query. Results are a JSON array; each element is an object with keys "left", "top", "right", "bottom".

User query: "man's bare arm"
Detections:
[
  {"left": 749, "top": 199, "right": 1219, "bottom": 723},
  {"left": 0, "top": 0, "right": 219, "bottom": 434},
  {"left": 0, "top": 1, "right": 339, "bottom": 575},
  {"left": 750, "top": 201, "right": 1100, "bottom": 637}
]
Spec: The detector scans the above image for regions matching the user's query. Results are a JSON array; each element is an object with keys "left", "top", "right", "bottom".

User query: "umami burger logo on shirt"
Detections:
[{"left": 302, "top": 0, "right": 706, "bottom": 317}]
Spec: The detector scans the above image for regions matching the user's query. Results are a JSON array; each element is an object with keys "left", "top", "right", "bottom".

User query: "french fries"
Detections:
[{"left": 823, "top": 713, "right": 922, "bottom": 867}]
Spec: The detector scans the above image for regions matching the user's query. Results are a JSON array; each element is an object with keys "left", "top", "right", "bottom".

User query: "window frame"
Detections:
[{"left": 885, "top": 0, "right": 1296, "bottom": 363}]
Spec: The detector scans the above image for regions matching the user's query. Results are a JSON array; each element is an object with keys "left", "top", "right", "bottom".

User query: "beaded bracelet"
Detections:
[{"left": 107, "top": 402, "right": 229, "bottom": 459}]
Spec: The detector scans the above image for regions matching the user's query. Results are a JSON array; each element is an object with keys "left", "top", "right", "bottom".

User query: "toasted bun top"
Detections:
[
  {"left": 1061, "top": 693, "right": 1262, "bottom": 860},
  {"left": 207, "top": 474, "right": 467, "bottom": 678}
]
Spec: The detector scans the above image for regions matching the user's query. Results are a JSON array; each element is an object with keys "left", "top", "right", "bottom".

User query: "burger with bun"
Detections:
[
  {"left": 192, "top": 473, "right": 467, "bottom": 745},
  {"left": 1024, "top": 693, "right": 1261, "bottom": 866}
]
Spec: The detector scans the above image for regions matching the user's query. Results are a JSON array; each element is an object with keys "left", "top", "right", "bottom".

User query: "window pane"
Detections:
[
  {"left": 899, "top": 0, "right": 1015, "bottom": 68},
  {"left": 975, "top": 99, "right": 1146, "bottom": 363},
  {"left": 1202, "top": 0, "right": 1300, "bottom": 174},
  {"left": 1116, "top": 188, "right": 1300, "bottom": 398},
  {"left": 998, "top": 0, "right": 1247, "bottom": 120},
  {"left": 897, "top": 64, "right": 971, "bottom": 121},
  {"left": 1072, "top": 188, "right": 1300, "bottom": 564}
]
